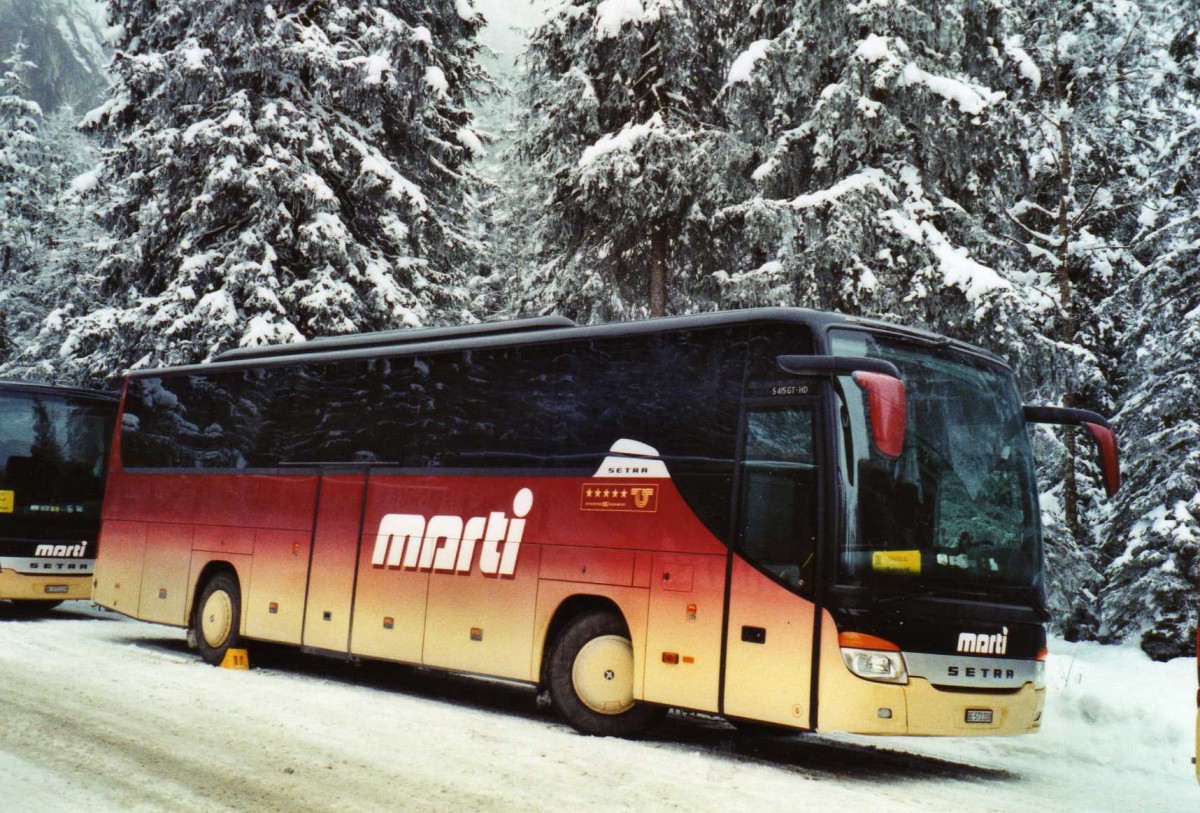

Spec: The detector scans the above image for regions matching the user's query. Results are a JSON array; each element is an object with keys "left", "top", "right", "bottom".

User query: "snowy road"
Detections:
[{"left": 0, "top": 602, "right": 1194, "bottom": 812}]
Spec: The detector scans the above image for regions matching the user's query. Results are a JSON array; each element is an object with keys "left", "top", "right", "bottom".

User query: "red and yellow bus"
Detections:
[
  {"left": 1, "top": 380, "right": 116, "bottom": 611},
  {"left": 92, "top": 310, "right": 1119, "bottom": 736}
]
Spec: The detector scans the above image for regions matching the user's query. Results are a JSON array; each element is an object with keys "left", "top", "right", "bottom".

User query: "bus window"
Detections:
[{"left": 738, "top": 407, "right": 818, "bottom": 595}]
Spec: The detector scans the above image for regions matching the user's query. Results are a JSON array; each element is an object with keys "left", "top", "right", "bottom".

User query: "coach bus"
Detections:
[
  {"left": 92, "top": 309, "right": 1119, "bottom": 737},
  {"left": 1, "top": 380, "right": 116, "bottom": 612}
]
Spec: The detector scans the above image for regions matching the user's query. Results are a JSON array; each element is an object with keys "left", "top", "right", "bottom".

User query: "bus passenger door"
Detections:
[
  {"left": 349, "top": 478, "right": 436, "bottom": 664},
  {"left": 722, "top": 401, "right": 822, "bottom": 728},
  {"left": 302, "top": 469, "right": 368, "bottom": 653}
]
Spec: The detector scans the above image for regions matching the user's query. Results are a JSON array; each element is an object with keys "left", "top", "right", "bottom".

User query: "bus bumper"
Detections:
[
  {"left": 903, "top": 678, "right": 1044, "bottom": 735},
  {"left": 818, "top": 675, "right": 1045, "bottom": 736},
  {"left": 0, "top": 569, "right": 92, "bottom": 601}
]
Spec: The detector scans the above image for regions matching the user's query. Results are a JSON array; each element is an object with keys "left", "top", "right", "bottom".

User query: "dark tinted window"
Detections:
[
  {"left": 405, "top": 345, "right": 562, "bottom": 467},
  {"left": 745, "top": 323, "right": 816, "bottom": 385},
  {"left": 553, "top": 328, "right": 746, "bottom": 539},
  {"left": 119, "top": 323, "right": 815, "bottom": 549},
  {"left": 123, "top": 362, "right": 393, "bottom": 468},
  {"left": 251, "top": 361, "right": 389, "bottom": 465},
  {"left": 0, "top": 391, "right": 114, "bottom": 543},
  {"left": 122, "top": 374, "right": 252, "bottom": 468},
  {"left": 739, "top": 407, "right": 819, "bottom": 597}
]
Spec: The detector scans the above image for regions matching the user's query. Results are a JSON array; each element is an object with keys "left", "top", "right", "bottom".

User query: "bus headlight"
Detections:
[
  {"left": 841, "top": 648, "right": 909, "bottom": 684},
  {"left": 838, "top": 631, "right": 908, "bottom": 684}
]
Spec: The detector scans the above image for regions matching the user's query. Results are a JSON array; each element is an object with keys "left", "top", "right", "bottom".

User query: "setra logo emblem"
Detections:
[{"left": 580, "top": 483, "right": 659, "bottom": 513}]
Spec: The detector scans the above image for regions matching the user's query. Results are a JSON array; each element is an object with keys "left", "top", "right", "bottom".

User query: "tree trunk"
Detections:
[
  {"left": 649, "top": 230, "right": 668, "bottom": 317},
  {"left": 1056, "top": 117, "right": 1081, "bottom": 543}
]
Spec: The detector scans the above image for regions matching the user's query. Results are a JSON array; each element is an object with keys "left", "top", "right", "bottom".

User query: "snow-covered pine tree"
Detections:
[
  {"left": 1002, "top": 0, "right": 1153, "bottom": 555},
  {"left": 0, "top": 0, "right": 110, "bottom": 114},
  {"left": 513, "top": 0, "right": 740, "bottom": 321},
  {"left": 0, "top": 108, "right": 106, "bottom": 371},
  {"left": 0, "top": 32, "right": 113, "bottom": 371},
  {"left": 0, "top": 314, "right": 14, "bottom": 364},
  {"left": 0, "top": 4, "right": 109, "bottom": 371},
  {"left": 718, "top": 1, "right": 1055, "bottom": 368},
  {"left": 720, "top": 10, "right": 1119, "bottom": 632},
  {"left": 27, "top": 0, "right": 488, "bottom": 383},
  {"left": 0, "top": 37, "right": 48, "bottom": 318},
  {"left": 1096, "top": 7, "right": 1200, "bottom": 660},
  {"left": 719, "top": 0, "right": 1116, "bottom": 624}
]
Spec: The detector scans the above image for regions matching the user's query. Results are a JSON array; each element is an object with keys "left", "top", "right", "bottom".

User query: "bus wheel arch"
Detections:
[
  {"left": 544, "top": 602, "right": 664, "bottom": 737},
  {"left": 191, "top": 565, "right": 242, "bottom": 666}
]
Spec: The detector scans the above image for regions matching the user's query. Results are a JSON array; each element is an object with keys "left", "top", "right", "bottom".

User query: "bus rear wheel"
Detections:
[
  {"left": 193, "top": 572, "right": 242, "bottom": 666},
  {"left": 547, "top": 609, "right": 664, "bottom": 737}
]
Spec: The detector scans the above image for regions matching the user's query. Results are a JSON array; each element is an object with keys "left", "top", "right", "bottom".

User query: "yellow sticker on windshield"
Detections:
[
  {"left": 0, "top": 491, "right": 13, "bottom": 513},
  {"left": 872, "top": 550, "right": 921, "bottom": 574}
]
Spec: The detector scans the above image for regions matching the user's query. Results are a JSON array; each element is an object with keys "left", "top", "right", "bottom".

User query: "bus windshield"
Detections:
[
  {"left": 0, "top": 391, "right": 112, "bottom": 543},
  {"left": 830, "top": 330, "right": 1041, "bottom": 596}
]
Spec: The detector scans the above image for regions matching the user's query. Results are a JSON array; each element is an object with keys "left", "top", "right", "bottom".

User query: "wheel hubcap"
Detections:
[
  {"left": 200, "top": 590, "right": 233, "bottom": 649},
  {"left": 572, "top": 634, "right": 635, "bottom": 715}
]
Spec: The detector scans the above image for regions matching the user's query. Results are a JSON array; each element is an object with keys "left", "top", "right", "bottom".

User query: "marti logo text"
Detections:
[
  {"left": 371, "top": 489, "right": 533, "bottom": 577},
  {"left": 956, "top": 626, "right": 1009, "bottom": 655},
  {"left": 35, "top": 541, "right": 89, "bottom": 558}
]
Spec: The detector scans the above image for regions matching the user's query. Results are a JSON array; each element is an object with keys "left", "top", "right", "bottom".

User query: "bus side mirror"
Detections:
[
  {"left": 776, "top": 355, "right": 907, "bottom": 459},
  {"left": 1023, "top": 405, "right": 1120, "bottom": 497}
]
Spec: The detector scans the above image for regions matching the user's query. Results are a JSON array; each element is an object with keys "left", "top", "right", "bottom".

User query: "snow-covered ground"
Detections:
[{"left": 0, "top": 601, "right": 1194, "bottom": 812}]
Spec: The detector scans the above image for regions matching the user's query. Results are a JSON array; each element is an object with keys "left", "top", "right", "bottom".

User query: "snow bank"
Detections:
[
  {"left": 864, "top": 636, "right": 1197, "bottom": 812},
  {"left": 2, "top": 609, "right": 1195, "bottom": 813}
]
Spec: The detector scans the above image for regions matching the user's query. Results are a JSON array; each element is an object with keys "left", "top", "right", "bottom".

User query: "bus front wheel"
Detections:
[
  {"left": 547, "top": 609, "right": 664, "bottom": 737},
  {"left": 193, "top": 572, "right": 242, "bottom": 666}
]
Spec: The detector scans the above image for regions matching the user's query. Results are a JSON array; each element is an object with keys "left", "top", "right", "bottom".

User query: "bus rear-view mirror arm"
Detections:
[
  {"left": 1023, "top": 405, "right": 1120, "bottom": 497},
  {"left": 776, "top": 355, "right": 906, "bottom": 459}
]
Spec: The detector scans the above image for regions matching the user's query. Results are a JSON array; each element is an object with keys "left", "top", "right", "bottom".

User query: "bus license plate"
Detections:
[
  {"left": 965, "top": 709, "right": 993, "bottom": 724},
  {"left": 44, "top": 585, "right": 69, "bottom": 594}
]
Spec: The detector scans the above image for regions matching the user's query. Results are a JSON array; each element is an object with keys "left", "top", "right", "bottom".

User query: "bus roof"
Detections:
[
  {"left": 213, "top": 315, "right": 578, "bottom": 363},
  {"left": 0, "top": 379, "right": 118, "bottom": 402},
  {"left": 129, "top": 308, "right": 1009, "bottom": 378}
]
